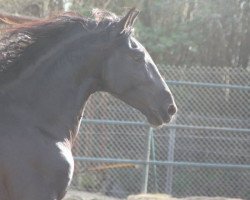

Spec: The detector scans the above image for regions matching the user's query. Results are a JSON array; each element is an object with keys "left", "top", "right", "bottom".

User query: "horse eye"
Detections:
[
  {"left": 130, "top": 41, "right": 137, "bottom": 48},
  {"left": 133, "top": 52, "right": 144, "bottom": 62}
]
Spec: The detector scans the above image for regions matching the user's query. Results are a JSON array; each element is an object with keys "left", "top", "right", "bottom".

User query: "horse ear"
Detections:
[{"left": 115, "top": 8, "right": 139, "bottom": 35}]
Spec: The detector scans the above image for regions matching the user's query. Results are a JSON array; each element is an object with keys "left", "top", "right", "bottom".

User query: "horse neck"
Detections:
[{"left": 2, "top": 37, "right": 102, "bottom": 143}]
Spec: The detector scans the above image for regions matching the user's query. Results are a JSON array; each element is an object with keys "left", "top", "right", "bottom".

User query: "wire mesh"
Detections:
[{"left": 70, "top": 65, "right": 250, "bottom": 200}]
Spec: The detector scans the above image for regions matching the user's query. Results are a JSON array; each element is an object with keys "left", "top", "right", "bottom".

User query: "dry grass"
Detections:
[
  {"left": 128, "top": 194, "right": 242, "bottom": 200},
  {"left": 63, "top": 191, "right": 243, "bottom": 200}
]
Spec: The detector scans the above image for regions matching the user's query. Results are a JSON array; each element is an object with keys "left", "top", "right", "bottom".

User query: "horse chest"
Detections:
[
  {"left": 55, "top": 142, "right": 74, "bottom": 182},
  {"left": 45, "top": 142, "right": 75, "bottom": 197},
  {"left": 0, "top": 134, "right": 74, "bottom": 199},
  {"left": 35, "top": 140, "right": 75, "bottom": 189}
]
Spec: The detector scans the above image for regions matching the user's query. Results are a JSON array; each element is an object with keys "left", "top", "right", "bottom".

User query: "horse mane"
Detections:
[
  {"left": 0, "top": 12, "right": 39, "bottom": 25},
  {"left": 0, "top": 10, "right": 119, "bottom": 78}
]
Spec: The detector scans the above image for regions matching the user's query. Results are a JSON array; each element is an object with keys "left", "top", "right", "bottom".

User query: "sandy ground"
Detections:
[{"left": 63, "top": 190, "right": 243, "bottom": 200}]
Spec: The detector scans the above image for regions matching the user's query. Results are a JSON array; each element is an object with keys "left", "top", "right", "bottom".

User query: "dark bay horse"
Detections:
[{"left": 0, "top": 8, "right": 176, "bottom": 200}]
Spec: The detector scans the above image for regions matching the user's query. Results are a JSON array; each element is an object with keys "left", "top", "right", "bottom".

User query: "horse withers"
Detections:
[{"left": 0, "top": 8, "right": 176, "bottom": 200}]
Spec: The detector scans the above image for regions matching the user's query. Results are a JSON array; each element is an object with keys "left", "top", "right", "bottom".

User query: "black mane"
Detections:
[{"left": 0, "top": 10, "right": 120, "bottom": 84}]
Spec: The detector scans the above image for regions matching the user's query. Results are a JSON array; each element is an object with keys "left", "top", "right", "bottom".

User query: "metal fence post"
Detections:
[
  {"left": 151, "top": 132, "right": 159, "bottom": 192},
  {"left": 141, "top": 127, "right": 153, "bottom": 193},
  {"left": 165, "top": 117, "right": 177, "bottom": 194}
]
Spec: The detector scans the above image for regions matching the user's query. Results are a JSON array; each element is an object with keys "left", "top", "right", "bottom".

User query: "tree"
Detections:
[{"left": 1, "top": 0, "right": 249, "bottom": 68}]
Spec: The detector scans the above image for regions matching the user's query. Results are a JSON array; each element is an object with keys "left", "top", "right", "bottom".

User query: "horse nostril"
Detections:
[{"left": 168, "top": 104, "right": 177, "bottom": 116}]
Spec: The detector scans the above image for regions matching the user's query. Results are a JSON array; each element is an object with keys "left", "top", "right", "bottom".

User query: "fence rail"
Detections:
[
  {"left": 74, "top": 157, "right": 250, "bottom": 170},
  {"left": 81, "top": 118, "right": 250, "bottom": 133},
  {"left": 166, "top": 80, "right": 250, "bottom": 90}
]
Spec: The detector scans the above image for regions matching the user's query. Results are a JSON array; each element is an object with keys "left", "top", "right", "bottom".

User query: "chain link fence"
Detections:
[{"left": 70, "top": 65, "right": 250, "bottom": 199}]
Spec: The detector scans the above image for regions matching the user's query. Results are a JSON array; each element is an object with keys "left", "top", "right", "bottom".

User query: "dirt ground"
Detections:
[
  {"left": 63, "top": 190, "right": 243, "bottom": 200},
  {"left": 64, "top": 190, "right": 119, "bottom": 200}
]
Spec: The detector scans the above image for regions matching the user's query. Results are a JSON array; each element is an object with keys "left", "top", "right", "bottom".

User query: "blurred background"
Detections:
[
  {"left": 0, "top": 1, "right": 249, "bottom": 199},
  {"left": 0, "top": 0, "right": 249, "bottom": 68}
]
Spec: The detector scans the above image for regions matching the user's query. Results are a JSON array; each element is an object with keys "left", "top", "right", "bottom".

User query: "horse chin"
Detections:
[
  {"left": 148, "top": 118, "right": 164, "bottom": 128},
  {"left": 145, "top": 109, "right": 171, "bottom": 128},
  {"left": 145, "top": 111, "right": 164, "bottom": 128}
]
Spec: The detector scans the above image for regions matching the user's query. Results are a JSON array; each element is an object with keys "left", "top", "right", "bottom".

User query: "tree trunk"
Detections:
[{"left": 48, "top": 0, "right": 64, "bottom": 16}]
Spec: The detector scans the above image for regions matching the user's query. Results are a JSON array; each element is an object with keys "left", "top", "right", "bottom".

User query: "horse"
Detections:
[{"left": 0, "top": 8, "right": 177, "bottom": 200}]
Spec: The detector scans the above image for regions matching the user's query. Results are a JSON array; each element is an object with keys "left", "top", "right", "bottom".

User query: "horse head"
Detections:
[{"left": 101, "top": 8, "right": 177, "bottom": 127}]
